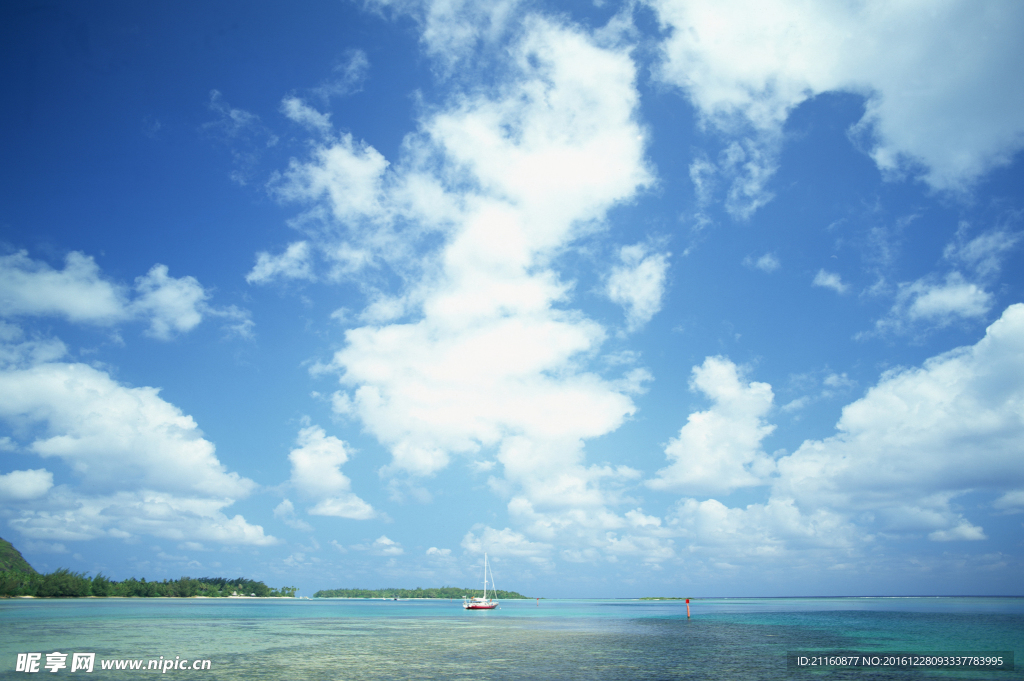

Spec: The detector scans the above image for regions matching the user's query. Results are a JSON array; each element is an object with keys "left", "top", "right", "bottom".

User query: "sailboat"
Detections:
[{"left": 462, "top": 553, "right": 499, "bottom": 610}]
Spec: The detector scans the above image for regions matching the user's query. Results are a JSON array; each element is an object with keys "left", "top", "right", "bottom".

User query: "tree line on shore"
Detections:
[
  {"left": 0, "top": 568, "right": 298, "bottom": 598},
  {"left": 313, "top": 586, "right": 528, "bottom": 599},
  {"left": 0, "top": 535, "right": 296, "bottom": 598}
]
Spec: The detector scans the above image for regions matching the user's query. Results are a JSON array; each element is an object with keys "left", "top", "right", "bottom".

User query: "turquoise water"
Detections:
[{"left": 1, "top": 597, "right": 1021, "bottom": 679}]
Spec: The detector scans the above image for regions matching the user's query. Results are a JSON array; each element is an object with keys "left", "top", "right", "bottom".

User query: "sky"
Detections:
[{"left": 1, "top": 0, "right": 1023, "bottom": 598}]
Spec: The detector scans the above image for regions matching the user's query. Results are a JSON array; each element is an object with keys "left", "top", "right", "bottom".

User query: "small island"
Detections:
[
  {"left": 314, "top": 586, "right": 529, "bottom": 599},
  {"left": 640, "top": 596, "right": 693, "bottom": 600}
]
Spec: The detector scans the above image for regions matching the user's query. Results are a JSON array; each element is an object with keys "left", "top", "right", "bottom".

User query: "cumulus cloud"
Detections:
[
  {"left": 0, "top": 328, "right": 67, "bottom": 371},
  {"left": 462, "top": 525, "right": 552, "bottom": 562},
  {"left": 812, "top": 269, "right": 848, "bottom": 294},
  {"left": 130, "top": 265, "right": 208, "bottom": 339},
  {"left": 369, "top": 0, "right": 525, "bottom": 75},
  {"left": 273, "top": 499, "right": 313, "bottom": 532},
  {"left": 943, "top": 225, "right": 1022, "bottom": 278},
  {"left": 287, "top": 425, "right": 376, "bottom": 520},
  {"left": 275, "top": 11, "right": 670, "bottom": 562},
  {"left": 274, "top": 132, "right": 391, "bottom": 227},
  {"left": 900, "top": 273, "right": 992, "bottom": 322},
  {"left": 10, "top": 493, "right": 276, "bottom": 546},
  {"left": 653, "top": 308, "right": 1024, "bottom": 566},
  {"left": 606, "top": 242, "right": 670, "bottom": 333},
  {"left": 929, "top": 520, "right": 986, "bottom": 542},
  {"left": 281, "top": 97, "right": 333, "bottom": 136},
  {"left": 0, "top": 360, "right": 271, "bottom": 545},
  {"left": 0, "top": 362, "right": 254, "bottom": 497},
  {"left": 874, "top": 272, "right": 993, "bottom": 335},
  {"left": 867, "top": 223, "right": 1018, "bottom": 337},
  {"left": 246, "top": 241, "right": 316, "bottom": 284},
  {"left": 993, "top": 490, "right": 1024, "bottom": 512},
  {"left": 744, "top": 252, "right": 780, "bottom": 273},
  {"left": 648, "top": 356, "right": 776, "bottom": 496},
  {"left": 0, "top": 250, "right": 244, "bottom": 339},
  {"left": 777, "top": 303, "right": 1024, "bottom": 538},
  {"left": 292, "top": 15, "right": 652, "bottom": 531},
  {"left": 0, "top": 251, "right": 126, "bottom": 324},
  {"left": 364, "top": 534, "right": 403, "bottom": 556},
  {"left": 0, "top": 469, "right": 53, "bottom": 501},
  {"left": 668, "top": 496, "right": 859, "bottom": 558},
  {"left": 649, "top": 0, "right": 1024, "bottom": 214}
]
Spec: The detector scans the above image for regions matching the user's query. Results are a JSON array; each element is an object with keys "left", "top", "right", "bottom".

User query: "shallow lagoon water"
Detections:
[{"left": 2, "top": 597, "right": 1021, "bottom": 680}]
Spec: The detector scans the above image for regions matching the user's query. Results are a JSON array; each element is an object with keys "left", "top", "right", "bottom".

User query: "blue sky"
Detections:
[{"left": 1, "top": 0, "right": 1023, "bottom": 598}]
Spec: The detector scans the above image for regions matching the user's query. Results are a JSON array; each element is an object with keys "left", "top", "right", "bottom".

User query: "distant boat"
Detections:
[{"left": 463, "top": 553, "right": 498, "bottom": 610}]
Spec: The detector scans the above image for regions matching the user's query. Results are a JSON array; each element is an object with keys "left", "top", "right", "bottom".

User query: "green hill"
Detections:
[{"left": 0, "top": 536, "right": 36, "bottom": 575}]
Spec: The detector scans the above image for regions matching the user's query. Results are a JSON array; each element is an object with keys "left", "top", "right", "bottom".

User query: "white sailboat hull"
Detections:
[{"left": 463, "top": 553, "right": 499, "bottom": 610}]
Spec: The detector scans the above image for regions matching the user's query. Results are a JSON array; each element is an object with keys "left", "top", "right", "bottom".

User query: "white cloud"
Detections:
[
  {"left": 777, "top": 303, "right": 1024, "bottom": 537},
  {"left": 275, "top": 133, "right": 391, "bottom": 227},
  {"left": 0, "top": 360, "right": 271, "bottom": 545},
  {"left": 0, "top": 251, "right": 243, "bottom": 340},
  {"left": 296, "top": 17, "right": 650, "bottom": 498},
  {"left": 903, "top": 273, "right": 992, "bottom": 322},
  {"left": 720, "top": 139, "right": 778, "bottom": 220},
  {"left": 205, "top": 304, "right": 255, "bottom": 339},
  {"left": 288, "top": 425, "right": 376, "bottom": 520},
  {"left": 822, "top": 373, "right": 854, "bottom": 390},
  {"left": 993, "top": 490, "right": 1024, "bottom": 512},
  {"left": 875, "top": 272, "right": 992, "bottom": 335},
  {"left": 312, "top": 49, "right": 370, "bottom": 101},
  {"left": 0, "top": 469, "right": 53, "bottom": 501},
  {"left": 744, "top": 252, "right": 780, "bottom": 273},
  {"left": 281, "top": 97, "right": 333, "bottom": 136},
  {"left": 246, "top": 241, "right": 316, "bottom": 284},
  {"left": 625, "top": 508, "right": 662, "bottom": 528},
  {"left": 461, "top": 525, "right": 552, "bottom": 562},
  {"left": 273, "top": 499, "right": 313, "bottom": 532},
  {"left": 0, "top": 324, "right": 67, "bottom": 369},
  {"left": 648, "top": 356, "right": 775, "bottom": 495},
  {"left": 653, "top": 308, "right": 1024, "bottom": 565},
  {"left": 370, "top": 0, "right": 525, "bottom": 75},
  {"left": 649, "top": 0, "right": 1024, "bottom": 213},
  {"left": 668, "top": 496, "right": 858, "bottom": 556},
  {"left": 0, "top": 362, "right": 254, "bottom": 497},
  {"left": 780, "top": 396, "right": 810, "bottom": 413},
  {"left": 812, "top": 269, "right": 848, "bottom": 294},
  {"left": 130, "top": 265, "right": 208, "bottom": 340},
  {"left": 603, "top": 532, "right": 675, "bottom": 563},
  {"left": 689, "top": 155, "right": 717, "bottom": 208},
  {"left": 943, "top": 225, "right": 1022, "bottom": 278},
  {"left": 7, "top": 490, "right": 274, "bottom": 546},
  {"left": 606, "top": 242, "right": 670, "bottom": 333},
  {"left": 929, "top": 520, "right": 986, "bottom": 542},
  {"left": 0, "top": 251, "right": 126, "bottom": 324},
  {"left": 370, "top": 534, "right": 404, "bottom": 556},
  {"left": 280, "top": 13, "right": 668, "bottom": 562},
  {"left": 426, "top": 546, "right": 451, "bottom": 557}
]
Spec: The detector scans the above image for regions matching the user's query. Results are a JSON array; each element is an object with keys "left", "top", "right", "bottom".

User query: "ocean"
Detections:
[{"left": 1, "top": 597, "right": 1021, "bottom": 680}]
